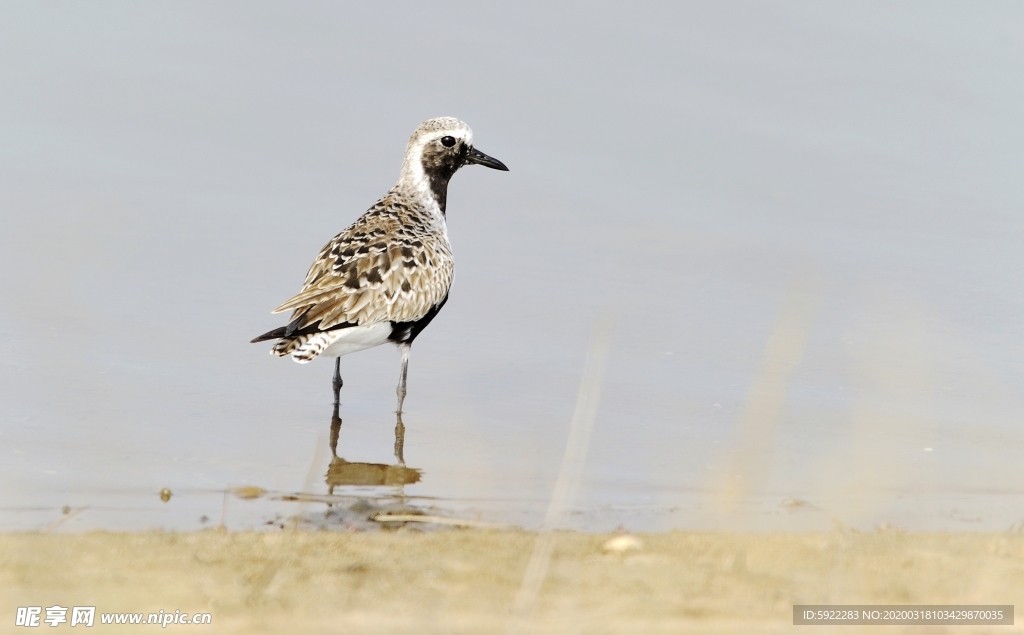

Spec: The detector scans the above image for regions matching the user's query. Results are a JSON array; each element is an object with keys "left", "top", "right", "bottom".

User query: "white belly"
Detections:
[{"left": 322, "top": 322, "right": 393, "bottom": 358}]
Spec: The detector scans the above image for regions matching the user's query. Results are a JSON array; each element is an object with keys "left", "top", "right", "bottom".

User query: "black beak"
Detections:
[{"left": 465, "top": 147, "right": 509, "bottom": 171}]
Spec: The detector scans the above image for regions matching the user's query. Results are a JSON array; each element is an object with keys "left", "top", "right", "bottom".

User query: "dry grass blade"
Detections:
[
  {"left": 508, "top": 313, "right": 614, "bottom": 632},
  {"left": 371, "top": 514, "right": 511, "bottom": 529},
  {"left": 44, "top": 506, "right": 88, "bottom": 533}
]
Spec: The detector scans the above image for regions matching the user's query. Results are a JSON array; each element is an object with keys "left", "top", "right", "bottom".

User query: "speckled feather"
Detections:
[{"left": 272, "top": 189, "right": 454, "bottom": 330}]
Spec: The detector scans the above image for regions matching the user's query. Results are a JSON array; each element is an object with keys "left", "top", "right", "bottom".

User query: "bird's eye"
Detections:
[{"left": 440, "top": 136, "right": 456, "bottom": 148}]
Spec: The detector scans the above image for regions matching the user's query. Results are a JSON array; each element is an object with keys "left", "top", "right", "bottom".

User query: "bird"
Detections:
[{"left": 251, "top": 117, "right": 508, "bottom": 417}]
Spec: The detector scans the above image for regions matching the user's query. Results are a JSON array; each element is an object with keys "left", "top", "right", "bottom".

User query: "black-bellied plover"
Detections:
[{"left": 252, "top": 117, "right": 508, "bottom": 417}]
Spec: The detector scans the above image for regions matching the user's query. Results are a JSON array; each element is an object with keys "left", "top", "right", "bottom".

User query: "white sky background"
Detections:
[{"left": 0, "top": 2, "right": 1022, "bottom": 531}]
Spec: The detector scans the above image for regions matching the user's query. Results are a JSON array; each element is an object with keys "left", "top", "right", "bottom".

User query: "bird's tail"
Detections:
[{"left": 268, "top": 331, "right": 340, "bottom": 363}]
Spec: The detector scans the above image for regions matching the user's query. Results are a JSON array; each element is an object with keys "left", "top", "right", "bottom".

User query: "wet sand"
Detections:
[{"left": 3, "top": 529, "right": 1023, "bottom": 634}]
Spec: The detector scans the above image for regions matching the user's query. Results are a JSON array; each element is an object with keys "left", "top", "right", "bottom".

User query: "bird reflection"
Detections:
[{"left": 326, "top": 402, "right": 421, "bottom": 493}]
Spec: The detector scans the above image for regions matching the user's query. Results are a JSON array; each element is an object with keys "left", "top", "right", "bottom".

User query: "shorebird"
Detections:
[{"left": 251, "top": 117, "right": 508, "bottom": 416}]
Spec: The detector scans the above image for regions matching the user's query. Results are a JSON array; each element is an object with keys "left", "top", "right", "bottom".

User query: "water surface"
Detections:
[{"left": 2, "top": 2, "right": 1023, "bottom": 532}]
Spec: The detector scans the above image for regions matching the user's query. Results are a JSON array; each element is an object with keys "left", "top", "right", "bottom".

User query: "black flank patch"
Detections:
[{"left": 388, "top": 295, "right": 450, "bottom": 345}]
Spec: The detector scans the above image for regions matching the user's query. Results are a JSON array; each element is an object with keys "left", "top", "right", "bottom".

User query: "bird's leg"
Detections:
[
  {"left": 332, "top": 357, "right": 343, "bottom": 407},
  {"left": 395, "top": 343, "right": 410, "bottom": 415},
  {"left": 394, "top": 344, "right": 410, "bottom": 465}
]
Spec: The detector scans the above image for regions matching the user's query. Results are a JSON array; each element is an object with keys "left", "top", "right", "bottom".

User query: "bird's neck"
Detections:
[
  {"left": 398, "top": 156, "right": 452, "bottom": 217},
  {"left": 427, "top": 176, "right": 449, "bottom": 216}
]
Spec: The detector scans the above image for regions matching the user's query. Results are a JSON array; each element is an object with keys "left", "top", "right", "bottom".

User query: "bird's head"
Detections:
[{"left": 399, "top": 117, "right": 508, "bottom": 210}]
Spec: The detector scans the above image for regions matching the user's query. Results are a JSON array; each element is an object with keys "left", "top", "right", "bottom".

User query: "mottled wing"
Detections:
[{"left": 272, "top": 195, "right": 454, "bottom": 331}]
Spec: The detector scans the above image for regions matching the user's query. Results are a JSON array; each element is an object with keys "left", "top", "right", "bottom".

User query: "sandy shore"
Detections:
[{"left": 3, "top": 528, "right": 1023, "bottom": 634}]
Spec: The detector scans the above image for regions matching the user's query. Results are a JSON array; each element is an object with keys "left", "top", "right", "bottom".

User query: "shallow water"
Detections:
[{"left": 2, "top": 2, "right": 1023, "bottom": 533}]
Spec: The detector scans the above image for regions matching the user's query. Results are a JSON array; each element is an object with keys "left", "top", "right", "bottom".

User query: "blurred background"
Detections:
[{"left": 1, "top": 1, "right": 1022, "bottom": 532}]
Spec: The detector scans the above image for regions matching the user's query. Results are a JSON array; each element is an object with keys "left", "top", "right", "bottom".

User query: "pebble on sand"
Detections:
[{"left": 602, "top": 535, "right": 643, "bottom": 553}]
